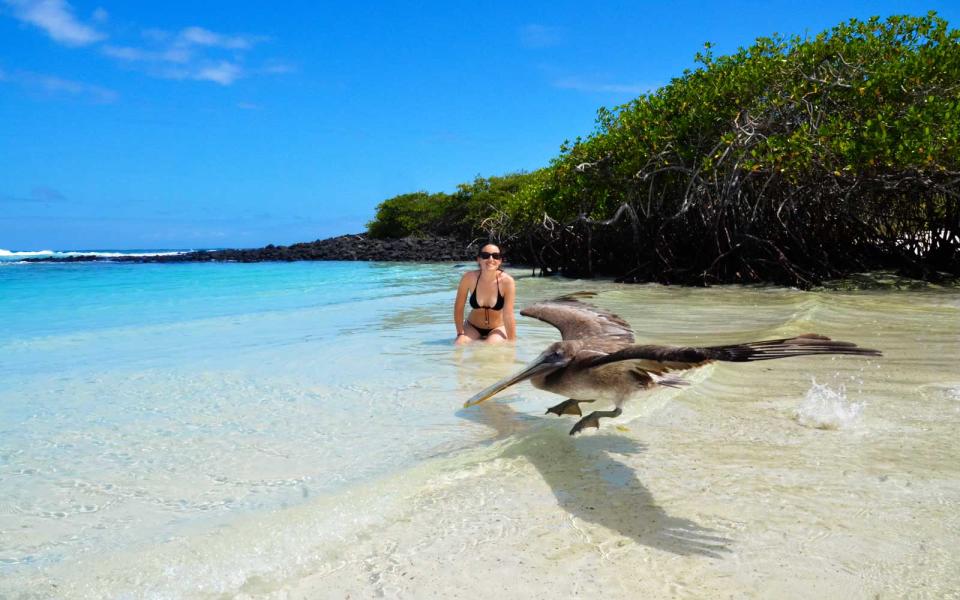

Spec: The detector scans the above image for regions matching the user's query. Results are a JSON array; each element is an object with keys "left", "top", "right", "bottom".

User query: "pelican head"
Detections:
[{"left": 463, "top": 341, "right": 574, "bottom": 408}]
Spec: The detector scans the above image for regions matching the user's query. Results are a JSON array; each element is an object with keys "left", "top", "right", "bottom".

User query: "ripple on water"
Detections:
[{"left": 918, "top": 382, "right": 960, "bottom": 403}]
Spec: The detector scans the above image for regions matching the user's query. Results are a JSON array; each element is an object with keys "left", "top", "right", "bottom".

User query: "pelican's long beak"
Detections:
[{"left": 463, "top": 358, "right": 561, "bottom": 408}]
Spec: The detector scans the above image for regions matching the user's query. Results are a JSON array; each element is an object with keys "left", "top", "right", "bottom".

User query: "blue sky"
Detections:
[{"left": 2, "top": 1, "right": 958, "bottom": 250}]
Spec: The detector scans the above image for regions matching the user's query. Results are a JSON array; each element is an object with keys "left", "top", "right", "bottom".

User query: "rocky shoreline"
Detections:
[{"left": 23, "top": 235, "right": 481, "bottom": 264}]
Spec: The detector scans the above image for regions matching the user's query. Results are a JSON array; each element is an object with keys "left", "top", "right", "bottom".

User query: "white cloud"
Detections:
[
  {"left": 29, "top": 72, "right": 117, "bottom": 102},
  {"left": 4, "top": 0, "right": 105, "bottom": 46},
  {"left": 519, "top": 24, "right": 563, "bottom": 49},
  {"left": 100, "top": 25, "right": 271, "bottom": 85},
  {"left": 4, "top": 3, "right": 283, "bottom": 88},
  {"left": 553, "top": 76, "right": 653, "bottom": 96},
  {"left": 192, "top": 61, "right": 242, "bottom": 85},
  {"left": 101, "top": 44, "right": 152, "bottom": 61},
  {"left": 159, "top": 60, "right": 243, "bottom": 86},
  {"left": 258, "top": 62, "right": 295, "bottom": 75},
  {"left": 141, "top": 27, "right": 170, "bottom": 43},
  {"left": 0, "top": 68, "right": 117, "bottom": 102},
  {"left": 102, "top": 44, "right": 190, "bottom": 64},
  {"left": 131, "top": 25, "right": 263, "bottom": 54},
  {"left": 178, "top": 26, "right": 261, "bottom": 50}
]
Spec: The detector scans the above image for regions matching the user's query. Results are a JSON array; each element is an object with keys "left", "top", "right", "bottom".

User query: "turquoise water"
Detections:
[
  {"left": 2, "top": 258, "right": 959, "bottom": 598},
  {"left": 1, "top": 259, "right": 503, "bottom": 576}
]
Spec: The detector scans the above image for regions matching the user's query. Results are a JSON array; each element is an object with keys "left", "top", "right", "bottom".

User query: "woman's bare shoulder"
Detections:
[{"left": 459, "top": 270, "right": 479, "bottom": 284}]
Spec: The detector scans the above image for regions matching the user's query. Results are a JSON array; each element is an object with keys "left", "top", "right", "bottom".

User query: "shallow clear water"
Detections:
[
  {"left": 1, "top": 261, "right": 958, "bottom": 598},
  {"left": 0, "top": 261, "right": 486, "bottom": 570}
]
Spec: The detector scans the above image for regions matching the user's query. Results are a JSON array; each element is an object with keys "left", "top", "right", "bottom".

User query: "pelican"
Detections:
[{"left": 464, "top": 292, "right": 882, "bottom": 435}]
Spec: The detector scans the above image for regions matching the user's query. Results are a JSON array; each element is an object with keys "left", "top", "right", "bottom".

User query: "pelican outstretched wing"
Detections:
[
  {"left": 582, "top": 334, "right": 882, "bottom": 373},
  {"left": 520, "top": 292, "right": 634, "bottom": 345},
  {"left": 582, "top": 344, "right": 716, "bottom": 376}
]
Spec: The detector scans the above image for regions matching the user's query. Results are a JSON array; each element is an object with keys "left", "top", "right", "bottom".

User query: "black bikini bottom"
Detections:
[
  {"left": 470, "top": 324, "right": 503, "bottom": 339},
  {"left": 474, "top": 325, "right": 493, "bottom": 338}
]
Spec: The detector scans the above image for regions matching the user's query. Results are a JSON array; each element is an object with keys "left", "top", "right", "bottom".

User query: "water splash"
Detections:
[{"left": 793, "top": 378, "right": 865, "bottom": 430}]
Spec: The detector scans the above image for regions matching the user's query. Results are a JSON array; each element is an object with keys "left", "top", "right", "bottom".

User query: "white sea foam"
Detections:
[
  {"left": 0, "top": 248, "right": 189, "bottom": 261},
  {"left": 793, "top": 377, "right": 865, "bottom": 430},
  {"left": 0, "top": 249, "right": 56, "bottom": 257}
]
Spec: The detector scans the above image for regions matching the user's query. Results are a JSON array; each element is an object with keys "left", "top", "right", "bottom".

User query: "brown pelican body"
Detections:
[{"left": 464, "top": 293, "right": 882, "bottom": 435}]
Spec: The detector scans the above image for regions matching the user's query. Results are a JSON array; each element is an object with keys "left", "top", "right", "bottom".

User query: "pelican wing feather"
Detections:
[
  {"left": 520, "top": 293, "right": 634, "bottom": 345},
  {"left": 582, "top": 333, "right": 881, "bottom": 372},
  {"left": 582, "top": 345, "right": 715, "bottom": 375}
]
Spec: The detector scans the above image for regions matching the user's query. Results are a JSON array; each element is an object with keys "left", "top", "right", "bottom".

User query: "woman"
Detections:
[{"left": 453, "top": 243, "right": 516, "bottom": 344}]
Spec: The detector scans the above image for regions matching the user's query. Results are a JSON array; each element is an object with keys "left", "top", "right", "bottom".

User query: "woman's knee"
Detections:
[{"left": 485, "top": 329, "right": 508, "bottom": 344}]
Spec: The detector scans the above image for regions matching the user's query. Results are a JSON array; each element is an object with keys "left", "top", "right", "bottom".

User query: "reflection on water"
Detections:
[{"left": 817, "top": 270, "right": 960, "bottom": 291}]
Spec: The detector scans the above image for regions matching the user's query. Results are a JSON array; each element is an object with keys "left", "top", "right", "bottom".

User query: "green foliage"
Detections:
[
  {"left": 367, "top": 172, "right": 538, "bottom": 239},
  {"left": 365, "top": 13, "right": 960, "bottom": 285},
  {"left": 366, "top": 191, "right": 454, "bottom": 238},
  {"left": 515, "top": 12, "right": 959, "bottom": 284},
  {"left": 540, "top": 12, "right": 959, "bottom": 211}
]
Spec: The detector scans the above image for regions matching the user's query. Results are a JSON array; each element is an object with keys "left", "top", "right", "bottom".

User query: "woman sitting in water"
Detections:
[{"left": 453, "top": 243, "right": 516, "bottom": 344}]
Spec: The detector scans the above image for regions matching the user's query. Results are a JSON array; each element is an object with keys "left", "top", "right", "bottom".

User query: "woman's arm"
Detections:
[
  {"left": 502, "top": 276, "right": 517, "bottom": 340},
  {"left": 453, "top": 273, "right": 470, "bottom": 338}
]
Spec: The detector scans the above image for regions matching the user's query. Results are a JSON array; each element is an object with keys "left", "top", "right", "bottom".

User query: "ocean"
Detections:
[{"left": 1, "top": 253, "right": 958, "bottom": 598}]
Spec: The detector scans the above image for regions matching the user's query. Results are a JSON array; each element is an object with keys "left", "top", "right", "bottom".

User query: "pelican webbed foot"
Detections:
[
  {"left": 546, "top": 398, "right": 593, "bottom": 417},
  {"left": 569, "top": 408, "right": 623, "bottom": 436}
]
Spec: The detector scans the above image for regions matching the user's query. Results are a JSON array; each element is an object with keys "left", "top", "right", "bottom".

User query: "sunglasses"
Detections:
[{"left": 478, "top": 252, "right": 502, "bottom": 260}]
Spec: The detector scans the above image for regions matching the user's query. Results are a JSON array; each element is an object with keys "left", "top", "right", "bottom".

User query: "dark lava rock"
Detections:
[{"left": 23, "top": 235, "right": 481, "bottom": 264}]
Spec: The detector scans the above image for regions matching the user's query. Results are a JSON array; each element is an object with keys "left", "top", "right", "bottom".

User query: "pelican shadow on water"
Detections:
[
  {"left": 459, "top": 401, "right": 732, "bottom": 557},
  {"left": 464, "top": 292, "right": 882, "bottom": 435}
]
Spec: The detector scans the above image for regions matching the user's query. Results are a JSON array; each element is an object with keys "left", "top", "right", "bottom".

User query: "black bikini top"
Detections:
[{"left": 469, "top": 271, "right": 504, "bottom": 311}]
